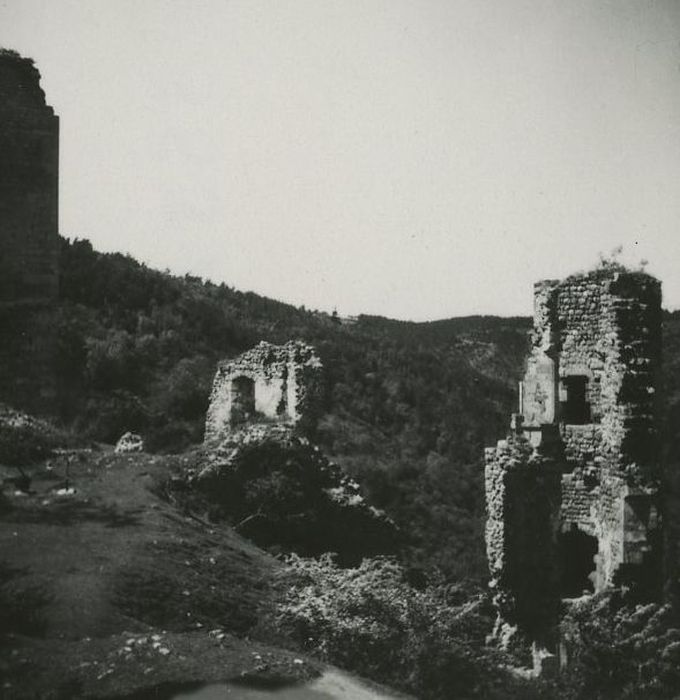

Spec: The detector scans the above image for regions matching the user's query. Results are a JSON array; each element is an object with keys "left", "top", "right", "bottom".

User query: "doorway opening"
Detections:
[
  {"left": 559, "top": 524, "right": 598, "bottom": 597},
  {"left": 230, "top": 376, "right": 255, "bottom": 424}
]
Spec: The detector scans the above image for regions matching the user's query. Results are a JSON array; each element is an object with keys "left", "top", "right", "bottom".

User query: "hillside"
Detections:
[
  {"left": 0, "top": 445, "right": 294, "bottom": 694},
  {"left": 35, "top": 237, "right": 680, "bottom": 579},
  {"left": 1, "top": 441, "right": 414, "bottom": 699}
]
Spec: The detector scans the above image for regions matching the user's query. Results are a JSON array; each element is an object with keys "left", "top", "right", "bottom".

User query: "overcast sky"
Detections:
[{"left": 2, "top": 0, "right": 679, "bottom": 320}]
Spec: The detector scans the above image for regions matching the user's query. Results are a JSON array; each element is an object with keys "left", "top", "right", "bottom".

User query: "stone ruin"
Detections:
[
  {"left": 204, "top": 340, "right": 323, "bottom": 444},
  {"left": 484, "top": 265, "right": 663, "bottom": 663},
  {"left": 195, "top": 341, "right": 398, "bottom": 561},
  {"left": 0, "top": 49, "right": 60, "bottom": 411},
  {"left": 0, "top": 48, "right": 59, "bottom": 303}
]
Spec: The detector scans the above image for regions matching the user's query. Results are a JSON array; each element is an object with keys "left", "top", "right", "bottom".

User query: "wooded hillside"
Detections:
[{"left": 52, "top": 237, "right": 680, "bottom": 580}]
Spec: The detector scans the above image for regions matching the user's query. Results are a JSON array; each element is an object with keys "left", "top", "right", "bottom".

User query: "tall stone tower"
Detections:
[
  {"left": 0, "top": 48, "right": 59, "bottom": 302},
  {"left": 484, "top": 265, "right": 663, "bottom": 662},
  {"left": 0, "top": 49, "right": 59, "bottom": 411}
]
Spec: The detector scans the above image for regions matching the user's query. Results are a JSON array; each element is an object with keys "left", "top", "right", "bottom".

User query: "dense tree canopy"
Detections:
[{"left": 53, "top": 236, "right": 680, "bottom": 581}]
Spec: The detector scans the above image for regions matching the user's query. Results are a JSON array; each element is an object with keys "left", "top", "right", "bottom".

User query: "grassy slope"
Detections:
[{"left": 0, "top": 447, "right": 321, "bottom": 698}]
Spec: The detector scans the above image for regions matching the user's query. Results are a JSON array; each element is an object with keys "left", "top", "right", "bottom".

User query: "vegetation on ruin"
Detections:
[{"left": 556, "top": 592, "right": 680, "bottom": 699}]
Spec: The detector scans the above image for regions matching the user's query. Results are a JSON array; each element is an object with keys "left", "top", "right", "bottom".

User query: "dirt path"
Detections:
[{"left": 172, "top": 669, "right": 412, "bottom": 699}]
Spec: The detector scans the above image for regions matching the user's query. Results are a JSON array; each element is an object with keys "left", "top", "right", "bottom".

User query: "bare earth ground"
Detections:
[{"left": 0, "top": 449, "right": 322, "bottom": 699}]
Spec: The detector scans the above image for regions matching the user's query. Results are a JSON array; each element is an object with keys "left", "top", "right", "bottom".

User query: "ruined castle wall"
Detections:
[
  {"left": 204, "top": 341, "right": 322, "bottom": 444},
  {"left": 487, "top": 267, "right": 663, "bottom": 646},
  {"left": 522, "top": 271, "right": 661, "bottom": 477},
  {"left": 551, "top": 271, "right": 661, "bottom": 585},
  {"left": 560, "top": 475, "right": 597, "bottom": 535},
  {"left": 595, "top": 477, "right": 627, "bottom": 585},
  {"left": 521, "top": 281, "right": 559, "bottom": 426},
  {"left": 551, "top": 271, "right": 661, "bottom": 479},
  {"left": 609, "top": 274, "right": 662, "bottom": 481},
  {"left": 561, "top": 424, "right": 602, "bottom": 469},
  {"left": 0, "top": 50, "right": 59, "bottom": 303},
  {"left": 0, "top": 50, "right": 59, "bottom": 414},
  {"left": 485, "top": 436, "right": 562, "bottom": 637}
]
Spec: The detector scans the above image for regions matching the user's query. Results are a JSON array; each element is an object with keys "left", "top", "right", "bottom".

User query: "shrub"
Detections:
[
  {"left": 274, "top": 554, "right": 543, "bottom": 700},
  {"left": 558, "top": 592, "right": 680, "bottom": 699},
  {"left": 188, "top": 431, "right": 398, "bottom": 563},
  {"left": 0, "top": 405, "right": 73, "bottom": 466}
]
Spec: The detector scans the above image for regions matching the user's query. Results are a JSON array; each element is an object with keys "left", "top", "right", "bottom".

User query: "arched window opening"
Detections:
[{"left": 230, "top": 376, "right": 255, "bottom": 425}]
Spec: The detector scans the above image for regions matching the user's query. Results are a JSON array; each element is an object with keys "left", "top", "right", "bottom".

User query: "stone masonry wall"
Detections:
[
  {"left": 485, "top": 266, "right": 663, "bottom": 649},
  {"left": 485, "top": 430, "right": 562, "bottom": 641},
  {"left": 204, "top": 340, "right": 322, "bottom": 444}
]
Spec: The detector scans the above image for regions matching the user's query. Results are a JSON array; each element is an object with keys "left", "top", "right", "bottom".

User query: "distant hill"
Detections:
[{"left": 41, "top": 237, "right": 680, "bottom": 579}]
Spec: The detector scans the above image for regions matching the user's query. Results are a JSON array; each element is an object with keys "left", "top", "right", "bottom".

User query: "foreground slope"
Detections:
[{"left": 0, "top": 446, "right": 319, "bottom": 698}]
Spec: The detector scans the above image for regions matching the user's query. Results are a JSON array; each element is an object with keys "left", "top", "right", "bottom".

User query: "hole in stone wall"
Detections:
[
  {"left": 230, "top": 376, "right": 255, "bottom": 424},
  {"left": 277, "top": 370, "right": 288, "bottom": 416},
  {"left": 559, "top": 525, "right": 597, "bottom": 597},
  {"left": 560, "top": 375, "right": 591, "bottom": 424}
]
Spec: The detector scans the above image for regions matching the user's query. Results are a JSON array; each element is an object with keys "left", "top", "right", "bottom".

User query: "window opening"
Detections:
[
  {"left": 561, "top": 375, "right": 591, "bottom": 424},
  {"left": 230, "top": 376, "right": 255, "bottom": 424},
  {"left": 559, "top": 524, "right": 598, "bottom": 597}
]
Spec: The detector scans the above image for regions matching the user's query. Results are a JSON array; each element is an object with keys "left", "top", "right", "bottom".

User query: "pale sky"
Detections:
[{"left": 1, "top": 0, "right": 679, "bottom": 320}]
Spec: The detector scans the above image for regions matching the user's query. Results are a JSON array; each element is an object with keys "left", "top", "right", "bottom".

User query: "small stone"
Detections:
[{"left": 115, "top": 432, "right": 144, "bottom": 453}]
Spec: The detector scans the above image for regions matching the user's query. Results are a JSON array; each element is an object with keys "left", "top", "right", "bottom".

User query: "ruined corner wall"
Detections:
[
  {"left": 548, "top": 271, "right": 660, "bottom": 588},
  {"left": 204, "top": 341, "right": 323, "bottom": 444},
  {"left": 523, "top": 269, "right": 661, "bottom": 480},
  {"left": 485, "top": 430, "right": 562, "bottom": 640},
  {"left": 0, "top": 49, "right": 59, "bottom": 303}
]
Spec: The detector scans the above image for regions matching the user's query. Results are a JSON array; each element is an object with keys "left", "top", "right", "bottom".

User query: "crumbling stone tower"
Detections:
[
  {"left": 485, "top": 266, "right": 662, "bottom": 648},
  {"left": 0, "top": 49, "right": 59, "bottom": 411},
  {"left": 204, "top": 340, "right": 323, "bottom": 444},
  {"left": 0, "top": 49, "right": 59, "bottom": 302}
]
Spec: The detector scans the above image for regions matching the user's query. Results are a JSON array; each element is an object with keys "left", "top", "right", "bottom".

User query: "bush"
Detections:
[
  {"left": 0, "top": 405, "right": 73, "bottom": 466},
  {"left": 558, "top": 592, "right": 680, "bottom": 699},
  {"left": 188, "top": 431, "right": 398, "bottom": 563},
  {"left": 274, "top": 554, "right": 543, "bottom": 700}
]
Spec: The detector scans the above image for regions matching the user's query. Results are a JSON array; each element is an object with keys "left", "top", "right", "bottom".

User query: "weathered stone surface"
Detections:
[
  {"left": 204, "top": 341, "right": 322, "bottom": 444},
  {"left": 115, "top": 432, "right": 145, "bottom": 454},
  {"left": 485, "top": 265, "right": 663, "bottom": 651}
]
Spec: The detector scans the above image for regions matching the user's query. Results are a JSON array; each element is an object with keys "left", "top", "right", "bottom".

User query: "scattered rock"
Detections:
[
  {"left": 115, "top": 432, "right": 144, "bottom": 454},
  {"left": 54, "top": 487, "right": 76, "bottom": 496}
]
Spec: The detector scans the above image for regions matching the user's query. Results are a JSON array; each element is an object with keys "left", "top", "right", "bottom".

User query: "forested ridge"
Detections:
[{"left": 53, "top": 236, "right": 680, "bottom": 579}]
